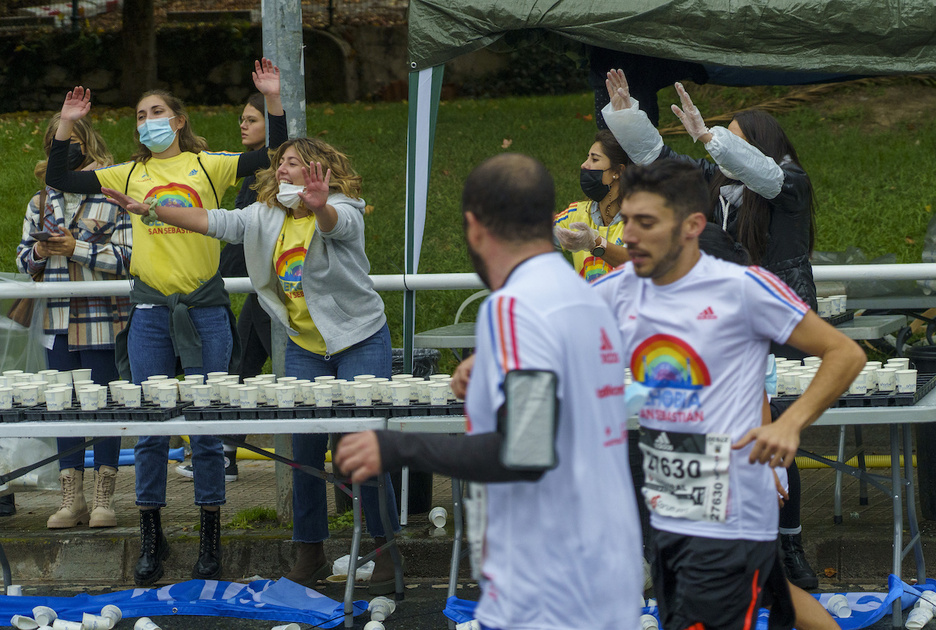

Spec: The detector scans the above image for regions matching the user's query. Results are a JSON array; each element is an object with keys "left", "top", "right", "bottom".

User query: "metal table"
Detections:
[
  {"left": 834, "top": 314, "right": 908, "bottom": 340},
  {"left": 0, "top": 415, "right": 401, "bottom": 629}
]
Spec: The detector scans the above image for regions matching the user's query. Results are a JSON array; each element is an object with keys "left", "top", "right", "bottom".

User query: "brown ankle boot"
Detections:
[
  {"left": 368, "top": 536, "right": 402, "bottom": 595},
  {"left": 284, "top": 541, "right": 330, "bottom": 587},
  {"left": 47, "top": 468, "right": 89, "bottom": 529},
  {"left": 89, "top": 466, "right": 118, "bottom": 528}
]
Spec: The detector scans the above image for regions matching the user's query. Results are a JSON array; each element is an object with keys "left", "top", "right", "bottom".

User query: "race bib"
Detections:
[
  {"left": 639, "top": 428, "right": 731, "bottom": 522},
  {"left": 463, "top": 482, "right": 487, "bottom": 581}
]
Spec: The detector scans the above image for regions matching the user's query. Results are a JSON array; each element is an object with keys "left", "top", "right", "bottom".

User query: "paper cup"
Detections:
[
  {"left": 19, "top": 384, "right": 39, "bottom": 407},
  {"left": 178, "top": 380, "right": 196, "bottom": 402},
  {"left": 312, "top": 384, "right": 333, "bottom": 407},
  {"left": 108, "top": 380, "right": 129, "bottom": 403},
  {"left": 71, "top": 368, "right": 92, "bottom": 382},
  {"left": 831, "top": 295, "right": 847, "bottom": 315},
  {"left": 780, "top": 372, "right": 799, "bottom": 396},
  {"left": 263, "top": 382, "right": 281, "bottom": 405},
  {"left": 390, "top": 383, "right": 410, "bottom": 406},
  {"left": 896, "top": 369, "right": 918, "bottom": 394},
  {"left": 865, "top": 361, "right": 883, "bottom": 371},
  {"left": 848, "top": 371, "right": 868, "bottom": 395},
  {"left": 429, "top": 506, "right": 447, "bottom": 528},
  {"left": 414, "top": 380, "right": 431, "bottom": 404},
  {"left": 803, "top": 357, "right": 822, "bottom": 368},
  {"left": 45, "top": 387, "right": 70, "bottom": 411},
  {"left": 206, "top": 371, "right": 228, "bottom": 379},
  {"left": 354, "top": 374, "right": 376, "bottom": 382},
  {"left": 827, "top": 594, "right": 851, "bottom": 618},
  {"left": 157, "top": 384, "right": 178, "bottom": 408},
  {"left": 862, "top": 368, "right": 878, "bottom": 391},
  {"left": 191, "top": 385, "right": 212, "bottom": 407},
  {"left": 226, "top": 384, "right": 244, "bottom": 407},
  {"left": 338, "top": 380, "right": 357, "bottom": 404},
  {"left": 886, "top": 358, "right": 911, "bottom": 370},
  {"left": 0, "top": 387, "right": 12, "bottom": 410},
  {"left": 216, "top": 382, "right": 232, "bottom": 404},
  {"left": 133, "top": 618, "right": 162, "bottom": 630},
  {"left": 429, "top": 382, "right": 449, "bottom": 405},
  {"left": 429, "top": 374, "right": 451, "bottom": 381},
  {"left": 313, "top": 375, "right": 336, "bottom": 384},
  {"left": 275, "top": 385, "right": 297, "bottom": 408},
  {"left": 184, "top": 374, "right": 205, "bottom": 385},
  {"left": 299, "top": 382, "right": 317, "bottom": 405},
  {"left": 817, "top": 298, "right": 832, "bottom": 318},
  {"left": 876, "top": 368, "right": 897, "bottom": 392},
  {"left": 277, "top": 376, "right": 298, "bottom": 385},
  {"left": 100, "top": 605, "right": 122, "bottom": 626},
  {"left": 2, "top": 369, "right": 23, "bottom": 378},
  {"left": 140, "top": 380, "right": 158, "bottom": 403},
  {"left": 121, "top": 384, "right": 142, "bottom": 408},
  {"left": 239, "top": 386, "right": 258, "bottom": 409},
  {"left": 354, "top": 384, "right": 373, "bottom": 407},
  {"left": 391, "top": 373, "right": 413, "bottom": 381},
  {"left": 33, "top": 606, "right": 57, "bottom": 625},
  {"left": 81, "top": 613, "right": 111, "bottom": 630},
  {"left": 796, "top": 372, "right": 815, "bottom": 393}
]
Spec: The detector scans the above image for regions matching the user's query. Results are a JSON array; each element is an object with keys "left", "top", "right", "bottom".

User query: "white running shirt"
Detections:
[
  {"left": 592, "top": 253, "right": 808, "bottom": 541},
  {"left": 466, "top": 252, "right": 643, "bottom": 630}
]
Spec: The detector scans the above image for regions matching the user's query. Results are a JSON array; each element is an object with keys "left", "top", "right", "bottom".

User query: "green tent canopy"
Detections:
[{"left": 400, "top": 0, "right": 936, "bottom": 368}]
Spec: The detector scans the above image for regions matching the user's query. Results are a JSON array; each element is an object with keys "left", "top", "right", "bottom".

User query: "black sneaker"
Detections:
[{"left": 174, "top": 459, "right": 238, "bottom": 482}]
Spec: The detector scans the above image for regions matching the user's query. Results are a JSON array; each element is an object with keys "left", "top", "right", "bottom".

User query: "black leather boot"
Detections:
[
  {"left": 780, "top": 533, "right": 819, "bottom": 590},
  {"left": 0, "top": 494, "right": 15, "bottom": 517},
  {"left": 192, "top": 507, "right": 222, "bottom": 580},
  {"left": 134, "top": 509, "right": 170, "bottom": 586}
]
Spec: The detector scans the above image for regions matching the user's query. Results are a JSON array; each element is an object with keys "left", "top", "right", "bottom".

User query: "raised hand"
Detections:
[
  {"left": 101, "top": 187, "right": 149, "bottom": 216},
  {"left": 298, "top": 162, "right": 331, "bottom": 211},
  {"left": 605, "top": 69, "right": 633, "bottom": 111},
  {"left": 252, "top": 57, "right": 281, "bottom": 97},
  {"left": 61, "top": 86, "right": 91, "bottom": 123},
  {"left": 670, "top": 82, "right": 710, "bottom": 143}
]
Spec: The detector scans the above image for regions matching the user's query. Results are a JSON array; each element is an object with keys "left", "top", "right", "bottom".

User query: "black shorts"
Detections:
[{"left": 651, "top": 530, "right": 795, "bottom": 630}]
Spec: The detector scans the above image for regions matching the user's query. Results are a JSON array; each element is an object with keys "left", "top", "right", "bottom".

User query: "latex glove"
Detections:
[
  {"left": 555, "top": 222, "right": 598, "bottom": 253},
  {"left": 670, "top": 82, "right": 709, "bottom": 142}
]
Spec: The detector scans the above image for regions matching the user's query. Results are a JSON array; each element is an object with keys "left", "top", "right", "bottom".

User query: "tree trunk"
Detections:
[{"left": 120, "top": 0, "right": 156, "bottom": 105}]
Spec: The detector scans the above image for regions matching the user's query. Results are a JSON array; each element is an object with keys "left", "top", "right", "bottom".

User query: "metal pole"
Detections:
[
  {"left": 262, "top": 0, "right": 307, "bottom": 527},
  {"left": 71, "top": 0, "right": 79, "bottom": 32}
]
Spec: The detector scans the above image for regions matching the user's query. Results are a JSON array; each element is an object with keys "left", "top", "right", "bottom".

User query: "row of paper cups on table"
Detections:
[
  {"left": 776, "top": 356, "right": 917, "bottom": 396},
  {"left": 0, "top": 368, "right": 109, "bottom": 411},
  {"left": 186, "top": 372, "right": 459, "bottom": 409},
  {"left": 816, "top": 295, "right": 847, "bottom": 318}
]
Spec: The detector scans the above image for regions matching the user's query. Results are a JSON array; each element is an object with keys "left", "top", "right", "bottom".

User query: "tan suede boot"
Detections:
[
  {"left": 89, "top": 466, "right": 117, "bottom": 528},
  {"left": 47, "top": 468, "right": 89, "bottom": 529}
]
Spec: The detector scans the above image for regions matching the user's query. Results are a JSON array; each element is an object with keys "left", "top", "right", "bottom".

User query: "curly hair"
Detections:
[
  {"left": 254, "top": 138, "right": 363, "bottom": 211},
  {"left": 130, "top": 90, "right": 209, "bottom": 162},
  {"left": 35, "top": 113, "right": 113, "bottom": 181}
]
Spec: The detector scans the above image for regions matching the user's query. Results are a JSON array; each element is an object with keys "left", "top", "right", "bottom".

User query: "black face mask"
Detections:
[
  {"left": 580, "top": 168, "right": 611, "bottom": 202},
  {"left": 67, "top": 142, "right": 86, "bottom": 171}
]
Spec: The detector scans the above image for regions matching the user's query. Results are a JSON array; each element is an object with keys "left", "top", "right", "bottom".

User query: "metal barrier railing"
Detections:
[{"left": 0, "top": 264, "right": 935, "bottom": 299}]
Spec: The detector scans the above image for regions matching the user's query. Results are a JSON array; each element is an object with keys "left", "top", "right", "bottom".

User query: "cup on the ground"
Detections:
[
  {"left": 133, "top": 618, "right": 162, "bottom": 630},
  {"left": 32, "top": 606, "right": 56, "bottom": 626},
  {"left": 389, "top": 383, "right": 410, "bottom": 406},
  {"left": 271, "top": 625, "right": 300, "bottom": 630},
  {"left": 827, "top": 593, "right": 851, "bottom": 618},
  {"left": 848, "top": 371, "right": 868, "bottom": 395},
  {"left": 429, "top": 506, "right": 447, "bottom": 528},
  {"left": 81, "top": 613, "right": 111, "bottom": 630},
  {"left": 100, "top": 605, "right": 122, "bottom": 627},
  {"left": 191, "top": 385, "right": 212, "bottom": 407},
  {"left": 640, "top": 614, "right": 659, "bottom": 630},
  {"left": 368, "top": 596, "right": 396, "bottom": 621},
  {"left": 121, "top": 384, "right": 142, "bottom": 408},
  {"left": 896, "top": 369, "right": 918, "bottom": 394}
]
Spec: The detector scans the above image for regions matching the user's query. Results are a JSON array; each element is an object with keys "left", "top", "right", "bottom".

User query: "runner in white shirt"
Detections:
[
  {"left": 336, "top": 153, "right": 644, "bottom": 630},
  {"left": 592, "top": 159, "right": 864, "bottom": 630}
]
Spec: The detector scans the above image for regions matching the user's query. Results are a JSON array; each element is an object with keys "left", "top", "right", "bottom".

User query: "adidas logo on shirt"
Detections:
[
  {"left": 653, "top": 432, "right": 674, "bottom": 451},
  {"left": 189, "top": 169, "right": 198, "bottom": 176},
  {"left": 696, "top": 306, "right": 717, "bottom": 320}
]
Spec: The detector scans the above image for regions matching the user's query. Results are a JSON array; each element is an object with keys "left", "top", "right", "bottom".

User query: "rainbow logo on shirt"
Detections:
[
  {"left": 275, "top": 246, "right": 305, "bottom": 293},
  {"left": 631, "top": 334, "right": 711, "bottom": 390},
  {"left": 580, "top": 255, "right": 610, "bottom": 283},
  {"left": 147, "top": 183, "right": 202, "bottom": 208}
]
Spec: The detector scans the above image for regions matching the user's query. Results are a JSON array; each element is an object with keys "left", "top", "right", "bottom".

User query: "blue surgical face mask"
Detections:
[{"left": 137, "top": 116, "right": 177, "bottom": 153}]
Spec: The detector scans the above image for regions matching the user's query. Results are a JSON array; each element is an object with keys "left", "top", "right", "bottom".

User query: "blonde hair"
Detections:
[
  {"left": 255, "top": 138, "right": 363, "bottom": 211},
  {"left": 34, "top": 113, "right": 113, "bottom": 181},
  {"left": 130, "top": 90, "right": 208, "bottom": 162}
]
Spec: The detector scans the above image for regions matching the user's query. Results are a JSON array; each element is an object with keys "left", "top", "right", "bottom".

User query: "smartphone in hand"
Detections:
[{"left": 29, "top": 231, "right": 54, "bottom": 241}]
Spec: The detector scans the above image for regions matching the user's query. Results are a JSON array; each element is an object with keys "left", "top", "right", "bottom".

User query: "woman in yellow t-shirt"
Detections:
[
  {"left": 553, "top": 129, "right": 632, "bottom": 282},
  {"left": 104, "top": 137, "right": 401, "bottom": 595},
  {"left": 45, "top": 59, "right": 285, "bottom": 588}
]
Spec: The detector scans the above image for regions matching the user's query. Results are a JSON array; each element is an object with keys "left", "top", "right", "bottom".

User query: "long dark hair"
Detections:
[
  {"left": 708, "top": 110, "right": 816, "bottom": 265},
  {"left": 594, "top": 128, "right": 633, "bottom": 217}
]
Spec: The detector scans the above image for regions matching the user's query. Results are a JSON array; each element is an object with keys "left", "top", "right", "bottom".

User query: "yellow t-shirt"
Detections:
[
  {"left": 553, "top": 200, "right": 625, "bottom": 283},
  {"left": 274, "top": 212, "right": 328, "bottom": 355},
  {"left": 96, "top": 151, "right": 240, "bottom": 295}
]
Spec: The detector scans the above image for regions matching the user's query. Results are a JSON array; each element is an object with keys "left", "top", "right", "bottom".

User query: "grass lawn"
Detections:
[{"left": 2, "top": 79, "right": 935, "bottom": 368}]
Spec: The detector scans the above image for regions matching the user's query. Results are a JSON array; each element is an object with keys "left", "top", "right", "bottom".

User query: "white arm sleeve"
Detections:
[
  {"left": 602, "top": 99, "right": 664, "bottom": 166},
  {"left": 704, "top": 126, "right": 785, "bottom": 200}
]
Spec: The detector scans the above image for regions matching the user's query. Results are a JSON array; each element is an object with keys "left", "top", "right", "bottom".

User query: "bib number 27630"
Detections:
[{"left": 639, "top": 429, "right": 731, "bottom": 522}]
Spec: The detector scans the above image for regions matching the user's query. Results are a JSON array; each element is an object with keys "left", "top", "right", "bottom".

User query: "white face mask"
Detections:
[{"left": 276, "top": 182, "right": 305, "bottom": 210}]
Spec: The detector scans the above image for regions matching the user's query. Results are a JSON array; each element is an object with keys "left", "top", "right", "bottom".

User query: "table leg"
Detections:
[
  {"left": 447, "top": 478, "right": 464, "bottom": 630},
  {"left": 902, "top": 425, "right": 926, "bottom": 584},
  {"left": 855, "top": 426, "right": 869, "bottom": 505},
  {"left": 400, "top": 465, "right": 409, "bottom": 526},
  {"left": 344, "top": 482, "right": 362, "bottom": 629},
  {"left": 834, "top": 426, "right": 846, "bottom": 524},
  {"left": 376, "top": 473, "right": 405, "bottom": 599},
  {"left": 890, "top": 424, "right": 903, "bottom": 628}
]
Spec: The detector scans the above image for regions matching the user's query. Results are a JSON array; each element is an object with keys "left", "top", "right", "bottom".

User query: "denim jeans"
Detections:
[
  {"left": 47, "top": 334, "right": 121, "bottom": 471},
  {"left": 128, "top": 305, "right": 232, "bottom": 507},
  {"left": 285, "top": 324, "right": 400, "bottom": 542}
]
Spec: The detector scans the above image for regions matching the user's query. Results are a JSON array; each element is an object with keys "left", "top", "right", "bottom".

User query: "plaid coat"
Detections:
[{"left": 15, "top": 187, "right": 132, "bottom": 351}]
